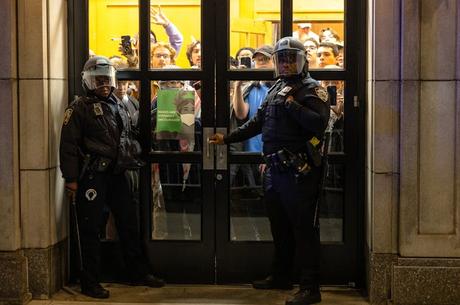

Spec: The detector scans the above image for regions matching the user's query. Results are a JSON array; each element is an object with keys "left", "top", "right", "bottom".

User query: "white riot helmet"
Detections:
[{"left": 81, "top": 56, "right": 117, "bottom": 92}]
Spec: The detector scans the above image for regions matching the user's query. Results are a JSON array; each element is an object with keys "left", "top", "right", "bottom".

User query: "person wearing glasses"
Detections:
[{"left": 303, "top": 38, "right": 319, "bottom": 69}]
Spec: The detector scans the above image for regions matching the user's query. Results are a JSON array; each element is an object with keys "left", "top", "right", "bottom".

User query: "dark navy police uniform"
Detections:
[
  {"left": 60, "top": 94, "right": 148, "bottom": 288},
  {"left": 224, "top": 75, "right": 330, "bottom": 290}
]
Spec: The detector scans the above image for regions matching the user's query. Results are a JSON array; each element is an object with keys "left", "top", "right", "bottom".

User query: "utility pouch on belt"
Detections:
[{"left": 264, "top": 149, "right": 311, "bottom": 174}]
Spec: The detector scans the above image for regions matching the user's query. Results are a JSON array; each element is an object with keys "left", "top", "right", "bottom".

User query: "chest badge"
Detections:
[
  {"left": 63, "top": 108, "right": 73, "bottom": 126},
  {"left": 93, "top": 103, "right": 104, "bottom": 116},
  {"left": 277, "top": 86, "right": 293, "bottom": 97},
  {"left": 315, "top": 87, "right": 329, "bottom": 103},
  {"left": 85, "top": 188, "right": 98, "bottom": 201}
]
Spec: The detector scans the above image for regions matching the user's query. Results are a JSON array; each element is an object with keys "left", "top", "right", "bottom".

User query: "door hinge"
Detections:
[{"left": 353, "top": 96, "right": 359, "bottom": 108}]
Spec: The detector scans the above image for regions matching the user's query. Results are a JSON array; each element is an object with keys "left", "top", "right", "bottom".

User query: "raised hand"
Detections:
[{"left": 150, "top": 6, "right": 170, "bottom": 27}]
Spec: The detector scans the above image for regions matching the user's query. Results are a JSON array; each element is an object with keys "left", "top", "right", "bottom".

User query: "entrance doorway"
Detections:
[{"left": 69, "top": 0, "right": 365, "bottom": 286}]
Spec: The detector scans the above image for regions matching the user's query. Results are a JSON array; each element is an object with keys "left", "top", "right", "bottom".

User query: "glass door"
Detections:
[
  {"left": 214, "top": 0, "right": 365, "bottom": 285},
  {"left": 70, "top": 0, "right": 364, "bottom": 286}
]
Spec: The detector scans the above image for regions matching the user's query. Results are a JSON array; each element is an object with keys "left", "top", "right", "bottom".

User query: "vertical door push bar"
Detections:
[{"left": 202, "top": 127, "right": 227, "bottom": 170}]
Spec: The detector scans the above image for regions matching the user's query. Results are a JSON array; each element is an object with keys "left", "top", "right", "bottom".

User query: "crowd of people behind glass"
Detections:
[{"left": 90, "top": 9, "right": 344, "bottom": 240}]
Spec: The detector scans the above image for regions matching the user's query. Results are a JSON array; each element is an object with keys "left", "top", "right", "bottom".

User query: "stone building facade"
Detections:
[{"left": 0, "top": 0, "right": 459, "bottom": 304}]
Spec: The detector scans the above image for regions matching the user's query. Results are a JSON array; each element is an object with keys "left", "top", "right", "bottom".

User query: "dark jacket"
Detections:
[
  {"left": 59, "top": 94, "right": 142, "bottom": 182},
  {"left": 224, "top": 75, "right": 330, "bottom": 155}
]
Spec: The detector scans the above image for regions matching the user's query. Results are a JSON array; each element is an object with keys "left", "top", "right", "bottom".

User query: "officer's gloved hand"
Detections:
[
  {"left": 65, "top": 182, "right": 78, "bottom": 203},
  {"left": 208, "top": 133, "right": 225, "bottom": 145}
]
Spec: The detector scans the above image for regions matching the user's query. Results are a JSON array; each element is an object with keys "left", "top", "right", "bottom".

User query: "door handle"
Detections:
[
  {"left": 203, "top": 127, "right": 214, "bottom": 170},
  {"left": 216, "top": 127, "right": 227, "bottom": 170}
]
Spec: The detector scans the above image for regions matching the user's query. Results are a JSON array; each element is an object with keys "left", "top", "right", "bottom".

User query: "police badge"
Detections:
[
  {"left": 63, "top": 108, "right": 73, "bottom": 125},
  {"left": 277, "top": 86, "right": 294, "bottom": 97},
  {"left": 314, "top": 87, "right": 329, "bottom": 103}
]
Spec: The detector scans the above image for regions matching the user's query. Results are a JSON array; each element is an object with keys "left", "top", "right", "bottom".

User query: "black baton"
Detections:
[{"left": 70, "top": 192, "right": 83, "bottom": 272}]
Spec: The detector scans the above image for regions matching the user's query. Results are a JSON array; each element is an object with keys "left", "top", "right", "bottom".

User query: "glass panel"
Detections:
[
  {"left": 319, "top": 163, "right": 344, "bottom": 242},
  {"left": 230, "top": 163, "right": 272, "bottom": 241},
  {"left": 228, "top": 80, "right": 275, "bottom": 150},
  {"left": 151, "top": 80, "right": 202, "bottom": 152},
  {"left": 293, "top": 0, "right": 345, "bottom": 69},
  {"left": 150, "top": 2, "right": 201, "bottom": 69},
  {"left": 98, "top": 79, "right": 141, "bottom": 242},
  {"left": 151, "top": 162, "right": 202, "bottom": 240},
  {"left": 321, "top": 80, "right": 344, "bottom": 153},
  {"left": 88, "top": 1, "right": 140, "bottom": 69},
  {"left": 229, "top": 0, "right": 280, "bottom": 70}
]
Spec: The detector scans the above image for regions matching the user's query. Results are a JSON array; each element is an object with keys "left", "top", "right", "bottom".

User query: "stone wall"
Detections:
[
  {"left": 0, "top": 0, "right": 68, "bottom": 303},
  {"left": 367, "top": 0, "right": 460, "bottom": 304}
]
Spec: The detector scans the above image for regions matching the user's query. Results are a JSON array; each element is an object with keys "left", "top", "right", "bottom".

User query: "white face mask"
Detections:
[{"left": 180, "top": 113, "right": 195, "bottom": 126}]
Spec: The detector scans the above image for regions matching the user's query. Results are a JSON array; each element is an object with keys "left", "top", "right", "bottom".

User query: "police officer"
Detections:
[
  {"left": 60, "top": 56, "right": 164, "bottom": 298},
  {"left": 210, "top": 37, "right": 330, "bottom": 305}
]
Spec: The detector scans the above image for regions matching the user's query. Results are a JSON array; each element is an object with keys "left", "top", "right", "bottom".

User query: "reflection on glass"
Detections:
[
  {"left": 88, "top": 1, "right": 140, "bottom": 69},
  {"left": 151, "top": 80, "right": 202, "bottom": 152},
  {"left": 229, "top": 0, "right": 280, "bottom": 69},
  {"left": 321, "top": 80, "right": 344, "bottom": 153},
  {"left": 319, "top": 163, "right": 344, "bottom": 242},
  {"left": 151, "top": 163, "right": 202, "bottom": 240},
  {"left": 230, "top": 163, "right": 271, "bottom": 241},
  {"left": 293, "top": 0, "right": 345, "bottom": 69},
  {"left": 149, "top": 3, "right": 201, "bottom": 69}
]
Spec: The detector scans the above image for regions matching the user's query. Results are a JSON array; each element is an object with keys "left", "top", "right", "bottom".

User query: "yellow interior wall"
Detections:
[
  {"left": 89, "top": 0, "right": 344, "bottom": 66},
  {"left": 89, "top": 0, "right": 201, "bottom": 68}
]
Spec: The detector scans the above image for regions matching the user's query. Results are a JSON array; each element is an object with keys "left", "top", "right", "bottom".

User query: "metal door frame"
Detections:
[{"left": 68, "top": 0, "right": 366, "bottom": 286}]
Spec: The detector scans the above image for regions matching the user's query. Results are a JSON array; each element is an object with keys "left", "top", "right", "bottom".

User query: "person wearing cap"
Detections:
[
  {"left": 229, "top": 45, "right": 275, "bottom": 239},
  {"left": 232, "top": 45, "right": 274, "bottom": 153},
  {"left": 293, "top": 23, "right": 319, "bottom": 44}
]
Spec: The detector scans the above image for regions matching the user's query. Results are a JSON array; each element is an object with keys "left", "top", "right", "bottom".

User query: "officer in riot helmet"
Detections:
[
  {"left": 60, "top": 56, "right": 164, "bottom": 299},
  {"left": 210, "top": 37, "right": 330, "bottom": 305}
]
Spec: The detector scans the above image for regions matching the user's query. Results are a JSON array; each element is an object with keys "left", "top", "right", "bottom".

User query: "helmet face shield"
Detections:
[
  {"left": 273, "top": 50, "right": 306, "bottom": 78},
  {"left": 82, "top": 65, "right": 117, "bottom": 91}
]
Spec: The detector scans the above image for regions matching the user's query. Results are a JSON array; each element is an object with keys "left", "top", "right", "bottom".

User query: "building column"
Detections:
[
  {"left": 368, "top": 0, "right": 460, "bottom": 304},
  {"left": 0, "top": 0, "right": 32, "bottom": 304},
  {"left": 0, "top": 0, "right": 69, "bottom": 303},
  {"left": 17, "top": 0, "right": 69, "bottom": 299}
]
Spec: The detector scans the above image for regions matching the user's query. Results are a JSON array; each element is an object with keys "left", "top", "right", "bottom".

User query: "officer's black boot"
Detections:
[
  {"left": 252, "top": 275, "right": 293, "bottom": 290},
  {"left": 81, "top": 283, "right": 110, "bottom": 299},
  {"left": 285, "top": 288, "right": 321, "bottom": 305},
  {"left": 130, "top": 274, "right": 165, "bottom": 288}
]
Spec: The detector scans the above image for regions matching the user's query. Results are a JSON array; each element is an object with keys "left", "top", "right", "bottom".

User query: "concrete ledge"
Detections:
[
  {"left": 23, "top": 240, "right": 67, "bottom": 300},
  {"left": 368, "top": 252, "right": 397, "bottom": 305},
  {"left": 393, "top": 260, "right": 460, "bottom": 305},
  {"left": 0, "top": 251, "right": 32, "bottom": 305},
  {"left": 368, "top": 253, "right": 460, "bottom": 305}
]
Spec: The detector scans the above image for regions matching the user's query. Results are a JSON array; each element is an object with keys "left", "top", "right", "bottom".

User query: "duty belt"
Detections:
[{"left": 263, "top": 137, "right": 322, "bottom": 174}]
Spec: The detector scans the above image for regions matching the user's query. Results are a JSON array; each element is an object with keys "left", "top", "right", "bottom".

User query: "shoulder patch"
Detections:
[
  {"left": 93, "top": 103, "right": 104, "bottom": 116},
  {"left": 63, "top": 108, "right": 73, "bottom": 126},
  {"left": 314, "top": 87, "right": 328, "bottom": 103}
]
